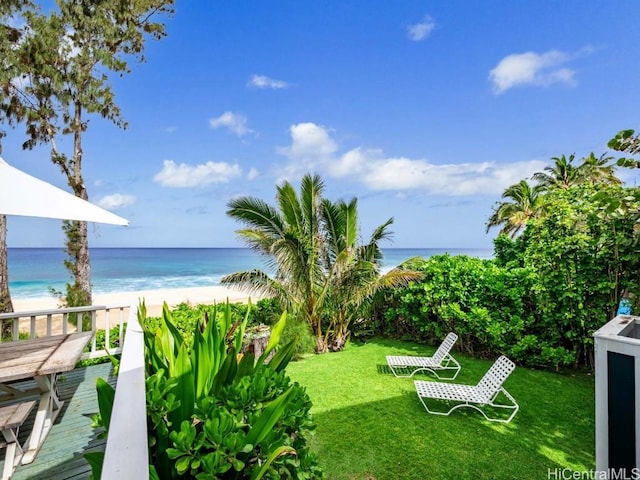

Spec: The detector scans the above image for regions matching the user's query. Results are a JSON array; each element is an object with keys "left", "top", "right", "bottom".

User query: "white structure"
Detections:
[{"left": 594, "top": 315, "right": 640, "bottom": 473}]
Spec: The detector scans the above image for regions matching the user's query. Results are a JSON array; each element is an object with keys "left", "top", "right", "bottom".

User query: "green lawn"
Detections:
[{"left": 286, "top": 338, "right": 595, "bottom": 480}]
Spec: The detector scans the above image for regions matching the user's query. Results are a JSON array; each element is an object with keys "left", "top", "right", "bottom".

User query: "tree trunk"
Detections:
[
  {"left": 64, "top": 101, "right": 91, "bottom": 307},
  {"left": 76, "top": 219, "right": 91, "bottom": 305},
  {"left": 0, "top": 215, "right": 13, "bottom": 311},
  {"left": 315, "top": 336, "right": 327, "bottom": 353},
  {"left": 243, "top": 328, "right": 272, "bottom": 360},
  {"left": 328, "top": 332, "right": 349, "bottom": 352},
  {"left": 0, "top": 215, "right": 14, "bottom": 338}
]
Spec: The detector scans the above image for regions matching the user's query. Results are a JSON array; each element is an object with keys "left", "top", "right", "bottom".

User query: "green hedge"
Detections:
[{"left": 381, "top": 255, "right": 573, "bottom": 369}]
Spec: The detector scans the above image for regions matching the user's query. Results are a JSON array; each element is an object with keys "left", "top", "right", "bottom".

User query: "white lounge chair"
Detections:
[
  {"left": 414, "top": 355, "right": 519, "bottom": 423},
  {"left": 386, "top": 332, "right": 461, "bottom": 380}
]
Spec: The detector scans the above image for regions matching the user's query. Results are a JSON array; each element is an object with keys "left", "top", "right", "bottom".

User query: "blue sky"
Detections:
[{"left": 4, "top": 1, "right": 640, "bottom": 248}]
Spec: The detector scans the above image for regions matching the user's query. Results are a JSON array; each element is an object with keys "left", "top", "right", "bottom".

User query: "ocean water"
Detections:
[{"left": 6, "top": 247, "right": 493, "bottom": 300}]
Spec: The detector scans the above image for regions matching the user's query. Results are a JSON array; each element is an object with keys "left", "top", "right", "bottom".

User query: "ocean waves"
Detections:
[{"left": 7, "top": 247, "right": 493, "bottom": 300}]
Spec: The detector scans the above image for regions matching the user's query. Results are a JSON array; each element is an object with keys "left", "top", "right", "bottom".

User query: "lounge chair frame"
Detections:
[
  {"left": 386, "top": 332, "right": 461, "bottom": 380},
  {"left": 414, "top": 355, "right": 519, "bottom": 423}
]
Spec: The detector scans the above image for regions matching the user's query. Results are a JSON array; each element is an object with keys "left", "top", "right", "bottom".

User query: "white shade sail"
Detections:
[{"left": 0, "top": 157, "right": 129, "bottom": 226}]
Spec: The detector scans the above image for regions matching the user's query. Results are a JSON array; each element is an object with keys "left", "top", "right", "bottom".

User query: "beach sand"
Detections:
[{"left": 11, "top": 286, "right": 259, "bottom": 334}]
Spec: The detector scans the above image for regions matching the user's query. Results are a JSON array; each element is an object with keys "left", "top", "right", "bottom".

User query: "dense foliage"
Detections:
[
  {"left": 381, "top": 255, "right": 554, "bottom": 366},
  {"left": 142, "top": 301, "right": 322, "bottom": 479},
  {"left": 382, "top": 181, "right": 640, "bottom": 369},
  {"left": 145, "top": 299, "right": 317, "bottom": 357},
  {"left": 521, "top": 184, "right": 640, "bottom": 366}
]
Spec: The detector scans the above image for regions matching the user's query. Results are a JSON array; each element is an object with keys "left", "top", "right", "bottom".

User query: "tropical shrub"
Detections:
[
  {"left": 475, "top": 147, "right": 640, "bottom": 368},
  {"left": 385, "top": 186, "right": 640, "bottom": 369},
  {"left": 250, "top": 297, "right": 317, "bottom": 356},
  {"left": 520, "top": 184, "right": 640, "bottom": 367},
  {"left": 250, "top": 297, "right": 284, "bottom": 326},
  {"left": 145, "top": 301, "right": 264, "bottom": 345},
  {"left": 382, "top": 255, "right": 548, "bottom": 364},
  {"left": 142, "top": 301, "right": 322, "bottom": 479}
]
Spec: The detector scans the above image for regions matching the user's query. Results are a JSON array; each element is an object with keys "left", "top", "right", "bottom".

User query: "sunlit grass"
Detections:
[{"left": 286, "top": 338, "right": 595, "bottom": 480}]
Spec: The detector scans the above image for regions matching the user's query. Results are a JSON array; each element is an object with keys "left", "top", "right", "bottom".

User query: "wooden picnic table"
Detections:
[{"left": 0, "top": 332, "right": 93, "bottom": 476}]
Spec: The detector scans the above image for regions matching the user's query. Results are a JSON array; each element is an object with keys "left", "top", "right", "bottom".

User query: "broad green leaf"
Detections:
[
  {"left": 213, "top": 346, "right": 238, "bottom": 394},
  {"left": 234, "top": 298, "right": 251, "bottom": 353},
  {"left": 148, "top": 465, "right": 160, "bottom": 480},
  {"left": 83, "top": 451, "right": 104, "bottom": 480},
  {"left": 222, "top": 300, "right": 232, "bottom": 336},
  {"left": 245, "top": 387, "right": 294, "bottom": 447},
  {"left": 267, "top": 339, "right": 296, "bottom": 372},
  {"left": 96, "top": 377, "right": 115, "bottom": 430},
  {"left": 202, "top": 310, "right": 222, "bottom": 375},
  {"left": 257, "top": 311, "right": 287, "bottom": 365},
  {"left": 162, "top": 302, "right": 184, "bottom": 350},
  {"left": 266, "top": 311, "right": 287, "bottom": 352},
  {"left": 237, "top": 351, "right": 256, "bottom": 379},
  {"left": 175, "top": 455, "right": 191, "bottom": 475},
  {"left": 192, "top": 321, "right": 212, "bottom": 400},
  {"left": 136, "top": 301, "right": 147, "bottom": 330},
  {"left": 249, "top": 446, "right": 296, "bottom": 480},
  {"left": 170, "top": 343, "right": 195, "bottom": 425},
  {"left": 159, "top": 306, "right": 176, "bottom": 373}
]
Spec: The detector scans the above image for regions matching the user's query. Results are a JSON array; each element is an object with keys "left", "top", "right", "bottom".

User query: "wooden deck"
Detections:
[{"left": 0, "top": 362, "right": 116, "bottom": 480}]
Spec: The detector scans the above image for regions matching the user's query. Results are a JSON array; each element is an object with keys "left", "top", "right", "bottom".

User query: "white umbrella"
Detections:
[{"left": 0, "top": 157, "right": 128, "bottom": 226}]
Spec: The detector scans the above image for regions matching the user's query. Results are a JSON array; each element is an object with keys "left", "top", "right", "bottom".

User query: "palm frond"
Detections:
[
  {"left": 276, "top": 181, "right": 304, "bottom": 232},
  {"left": 220, "top": 269, "right": 290, "bottom": 305},
  {"left": 227, "top": 196, "right": 285, "bottom": 239},
  {"left": 300, "top": 173, "right": 323, "bottom": 241}
]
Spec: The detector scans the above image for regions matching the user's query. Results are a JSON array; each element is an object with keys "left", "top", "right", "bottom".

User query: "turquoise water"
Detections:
[{"left": 7, "top": 247, "right": 493, "bottom": 299}]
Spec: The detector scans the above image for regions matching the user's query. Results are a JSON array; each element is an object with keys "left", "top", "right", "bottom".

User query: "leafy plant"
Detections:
[
  {"left": 381, "top": 254, "right": 552, "bottom": 366},
  {"left": 142, "top": 300, "right": 322, "bottom": 479},
  {"left": 84, "top": 377, "right": 117, "bottom": 479}
]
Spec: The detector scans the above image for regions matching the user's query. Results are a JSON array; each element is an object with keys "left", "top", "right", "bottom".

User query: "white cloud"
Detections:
[
  {"left": 247, "top": 167, "right": 260, "bottom": 180},
  {"left": 154, "top": 160, "right": 242, "bottom": 188},
  {"left": 489, "top": 49, "right": 581, "bottom": 94},
  {"left": 407, "top": 16, "right": 436, "bottom": 41},
  {"left": 277, "top": 123, "right": 338, "bottom": 178},
  {"left": 277, "top": 122, "right": 547, "bottom": 195},
  {"left": 96, "top": 193, "right": 136, "bottom": 210},
  {"left": 360, "top": 157, "right": 547, "bottom": 195},
  {"left": 209, "top": 111, "right": 254, "bottom": 137},
  {"left": 248, "top": 74, "right": 290, "bottom": 89},
  {"left": 328, "top": 147, "right": 379, "bottom": 178}
]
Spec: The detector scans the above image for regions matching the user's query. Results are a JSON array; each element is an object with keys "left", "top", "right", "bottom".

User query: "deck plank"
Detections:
[{"left": 0, "top": 362, "right": 116, "bottom": 480}]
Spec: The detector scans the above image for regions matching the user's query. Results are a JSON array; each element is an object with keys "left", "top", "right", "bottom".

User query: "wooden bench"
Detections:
[{"left": 1, "top": 401, "right": 36, "bottom": 480}]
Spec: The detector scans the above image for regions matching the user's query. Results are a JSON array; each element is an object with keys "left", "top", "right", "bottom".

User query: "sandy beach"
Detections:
[{"left": 13, "top": 285, "right": 259, "bottom": 319}]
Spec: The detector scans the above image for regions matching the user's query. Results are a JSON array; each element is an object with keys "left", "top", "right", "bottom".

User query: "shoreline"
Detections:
[{"left": 12, "top": 285, "right": 259, "bottom": 318}]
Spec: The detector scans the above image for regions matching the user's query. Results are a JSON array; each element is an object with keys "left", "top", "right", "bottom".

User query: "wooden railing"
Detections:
[
  {"left": 0, "top": 302, "right": 149, "bottom": 479},
  {"left": 0, "top": 304, "right": 130, "bottom": 360}
]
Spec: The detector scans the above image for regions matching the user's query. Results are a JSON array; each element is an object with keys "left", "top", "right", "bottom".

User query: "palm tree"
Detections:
[
  {"left": 222, "top": 173, "right": 419, "bottom": 353},
  {"left": 319, "top": 197, "right": 419, "bottom": 350},
  {"left": 577, "top": 152, "right": 621, "bottom": 186},
  {"left": 532, "top": 154, "right": 582, "bottom": 190},
  {"left": 486, "top": 180, "right": 544, "bottom": 238}
]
